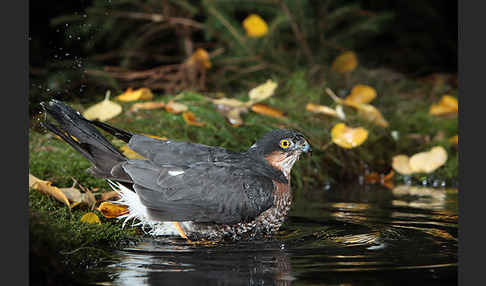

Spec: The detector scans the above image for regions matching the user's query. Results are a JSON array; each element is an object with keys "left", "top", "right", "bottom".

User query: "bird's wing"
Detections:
[
  {"left": 122, "top": 159, "right": 275, "bottom": 224},
  {"left": 128, "top": 135, "right": 233, "bottom": 166}
]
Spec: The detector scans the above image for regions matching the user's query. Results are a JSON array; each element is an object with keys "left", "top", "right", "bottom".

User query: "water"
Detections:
[{"left": 89, "top": 184, "right": 458, "bottom": 285}]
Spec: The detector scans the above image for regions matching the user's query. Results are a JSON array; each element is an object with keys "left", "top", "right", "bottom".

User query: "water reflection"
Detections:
[
  {"left": 109, "top": 240, "right": 294, "bottom": 286},
  {"left": 92, "top": 184, "right": 457, "bottom": 286}
]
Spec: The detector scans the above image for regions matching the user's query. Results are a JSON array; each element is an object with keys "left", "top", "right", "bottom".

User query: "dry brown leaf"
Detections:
[
  {"left": 409, "top": 146, "right": 448, "bottom": 173},
  {"left": 248, "top": 80, "right": 278, "bottom": 105},
  {"left": 345, "top": 85, "right": 377, "bottom": 104},
  {"left": 392, "top": 155, "right": 414, "bottom": 175},
  {"left": 331, "top": 123, "right": 368, "bottom": 149},
  {"left": 331, "top": 51, "right": 358, "bottom": 74},
  {"left": 97, "top": 202, "right": 129, "bottom": 218},
  {"left": 83, "top": 91, "right": 122, "bottom": 122},
  {"left": 29, "top": 173, "right": 71, "bottom": 208},
  {"left": 429, "top": 95, "right": 458, "bottom": 116},
  {"left": 130, "top": 101, "right": 165, "bottom": 112},
  {"left": 100, "top": 191, "right": 120, "bottom": 202},
  {"left": 165, "top": 100, "right": 188, "bottom": 114},
  {"left": 119, "top": 145, "right": 146, "bottom": 159},
  {"left": 182, "top": 111, "right": 206, "bottom": 127},
  {"left": 80, "top": 212, "right": 101, "bottom": 225},
  {"left": 116, "top": 87, "right": 154, "bottom": 102},
  {"left": 251, "top": 104, "right": 285, "bottom": 118}
]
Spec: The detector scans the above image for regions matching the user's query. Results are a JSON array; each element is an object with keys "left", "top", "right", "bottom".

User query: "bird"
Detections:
[{"left": 40, "top": 99, "right": 311, "bottom": 241}]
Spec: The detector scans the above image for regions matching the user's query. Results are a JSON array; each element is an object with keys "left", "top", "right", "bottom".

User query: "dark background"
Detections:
[{"left": 29, "top": 0, "right": 457, "bottom": 75}]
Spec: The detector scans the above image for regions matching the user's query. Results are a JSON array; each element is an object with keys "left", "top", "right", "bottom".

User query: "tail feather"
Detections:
[{"left": 41, "top": 99, "right": 131, "bottom": 182}]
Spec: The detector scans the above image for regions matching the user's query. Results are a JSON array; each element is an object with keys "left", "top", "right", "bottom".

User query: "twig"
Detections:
[
  {"left": 278, "top": 0, "right": 313, "bottom": 66},
  {"left": 108, "top": 11, "right": 204, "bottom": 29}
]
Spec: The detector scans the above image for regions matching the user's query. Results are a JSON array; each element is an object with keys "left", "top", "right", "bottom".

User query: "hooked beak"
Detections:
[{"left": 297, "top": 139, "right": 312, "bottom": 154}]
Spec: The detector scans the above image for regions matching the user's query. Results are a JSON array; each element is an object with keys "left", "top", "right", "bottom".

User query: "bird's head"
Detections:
[{"left": 248, "top": 129, "right": 311, "bottom": 179}]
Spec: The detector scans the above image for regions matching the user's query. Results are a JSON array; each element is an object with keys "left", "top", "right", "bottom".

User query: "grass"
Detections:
[{"left": 28, "top": 67, "right": 458, "bottom": 281}]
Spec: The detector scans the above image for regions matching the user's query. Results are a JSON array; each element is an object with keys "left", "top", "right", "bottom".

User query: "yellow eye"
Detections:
[{"left": 279, "top": 139, "right": 291, "bottom": 149}]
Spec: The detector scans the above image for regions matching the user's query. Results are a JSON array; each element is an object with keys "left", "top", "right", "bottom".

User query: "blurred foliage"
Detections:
[{"left": 29, "top": 0, "right": 395, "bottom": 113}]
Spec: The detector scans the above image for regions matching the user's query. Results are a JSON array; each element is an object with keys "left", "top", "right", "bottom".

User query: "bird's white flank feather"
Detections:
[{"left": 107, "top": 180, "right": 191, "bottom": 236}]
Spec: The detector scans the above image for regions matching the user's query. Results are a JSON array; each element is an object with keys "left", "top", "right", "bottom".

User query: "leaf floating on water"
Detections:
[
  {"left": 345, "top": 84, "right": 377, "bottom": 104},
  {"left": 116, "top": 87, "right": 154, "bottom": 102},
  {"left": 429, "top": 95, "right": 458, "bottom": 116},
  {"left": 331, "top": 123, "right": 368, "bottom": 149},
  {"left": 165, "top": 100, "right": 188, "bottom": 114},
  {"left": 331, "top": 51, "right": 358, "bottom": 74},
  {"left": 83, "top": 91, "right": 122, "bottom": 122},
  {"left": 182, "top": 111, "right": 206, "bottom": 127},
  {"left": 29, "top": 173, "right": 71, "bottom": 209},
  {"left": 129, "top": 101, "right": 165, "bottom": 112},
  {"left": 251, "top": 104, "right": 285, "bottom": 118},
  {"left": 248, "top": 80, "right": 278, "bottom": 105},
  {"left": 97, "top": 202, "right": 129, "bottom": 218},
  {"left": 80, "top": 212, "right": 101, "bottom": 225}
]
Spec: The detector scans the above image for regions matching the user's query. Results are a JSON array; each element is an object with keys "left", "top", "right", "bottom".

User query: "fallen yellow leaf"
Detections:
[
  {"left": 248, "top": 80, "right": 278, "bottom": 105},
  {"left": 449, "top": 135, "right": 458, "bottom": 146},
  {"left": 129, "top": 101, "right": 165, "bottom": 112},
  {"left": 242, "top": 14, "right": 268, "bottom": 38},
  {"left": 305, "top": 103, "right": 345, "bottom": 119},
  {"left": 355, "top": 103, "right": 389, "bottom": 128},
  {"left": 142, "top": 134, "right": 168, "bottom": 141},
  {"left": 186, "top": 48, "right": 211, "bottom": 69},
  {"left": 120, "top": 145, "right": 146, "bottom": 159},
  {"left": 83, "top": 91, "right": 122, "bottom": 122},
  {"left": 60, "top": 187, "right": 96, "bottom": 209},
  {"left": 29, "top": 173, "right": 71, "bottom": 209},
  {"left": 331, "top": 51, "right": 358, "bottom": 74},
  {"left": 345, "top": 85, "right": 377, "bottom": 104},
  {"left": 331, "top": 123, "right": 368, "bottom": 149},
  {"left": 100, "top": 191, "right": 120, "bottom": 202},
  {"left": 116, "top": 87, "right": 154, "bottom": 102},
  {"left": 409, "top": 146, "right": 448, "bottom": 173},
  {"left": 182, "top": 111, "right": 206, "bottom": 127},
  {"left": 326, "top": 88, "right": 388, "bottom": 127},
  {"left": 80, "top": 212, "right": 101, "bottom": 225},
  {"left": 251, "top": 104, "right": 285, "bottom": 118},
  {"left": 165, "top": 100, "right": 188, "bottom": 114},
  {"left": 429, "top": 95, "right": 458, "bottom": 115},
  {"left": 392, "top": 155, "right": 414, "bottom": 175},
  {"left": 212, "top": 98, "right": 247, "bottom": 108},
  {"left": 97, "top": 202, "right": 129, "bottom": 218}
]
